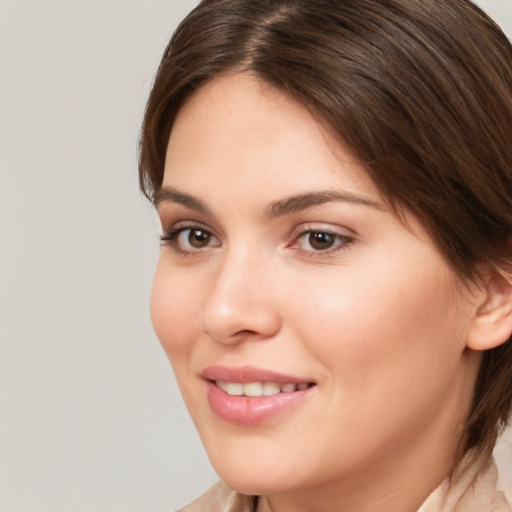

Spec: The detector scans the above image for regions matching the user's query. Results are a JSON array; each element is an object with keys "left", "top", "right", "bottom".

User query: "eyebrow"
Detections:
[
  {"left": 153, "top": 188, "right": 210, "bottom": 214},
  {"left": 266, "top": 191, "right": 385, "bottom": 217},
  {"left": 154, "top": 187, "right": 384, "bottom": 216}
]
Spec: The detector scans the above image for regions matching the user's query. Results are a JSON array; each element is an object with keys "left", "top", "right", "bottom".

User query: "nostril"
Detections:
[{"left": 237, "top": 329, "right": 259, "bottom": 336}]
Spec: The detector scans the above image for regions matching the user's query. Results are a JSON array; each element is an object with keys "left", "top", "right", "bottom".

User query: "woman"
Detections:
[{"left": 139, "top": 1, "right": 512, "bottom": 510}]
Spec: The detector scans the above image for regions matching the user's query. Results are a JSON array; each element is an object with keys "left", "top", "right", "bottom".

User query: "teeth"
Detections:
[
  {"left": 225, "top": 382, "right": 243, "bottom": 396},
  {"left": 215, "top": 380, "right": 309, "bottom": 396},
  {"left": 243, "top": 382, "right": 263, "bottom": 397},
  {"left": 216, "top": 380, "right": 227, "bottom": 392},
  {"left": 262, "top": 382, "right": 280, "bottom": 396}
]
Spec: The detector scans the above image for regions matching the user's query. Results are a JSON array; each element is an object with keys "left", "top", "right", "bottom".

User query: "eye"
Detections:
[
  {"left": 292, "top": 229, "right": 353, "bottom": 254},
  {"left": 305, "top": 232, "right": 337, "bottom": 250},
  {"left": 160, "top": 225, "right": 221, "bottom": 253}
]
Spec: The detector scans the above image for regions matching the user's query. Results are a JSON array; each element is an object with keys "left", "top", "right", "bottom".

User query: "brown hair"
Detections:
[{"left": 139, "top": 0, "right": 512, "bottom": 458}]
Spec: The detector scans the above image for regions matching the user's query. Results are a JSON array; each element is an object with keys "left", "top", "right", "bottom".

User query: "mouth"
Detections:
[
  {"left": 213, "top": 380, "right": 313, "bottom": 397},
  {"left": 201, "top": 366, "right": 316, "bottom": 425}
]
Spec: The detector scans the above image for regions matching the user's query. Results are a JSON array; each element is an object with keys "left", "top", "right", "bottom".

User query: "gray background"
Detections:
[{"left": 1, "top": 1, "right": 511, "bottom": 510}]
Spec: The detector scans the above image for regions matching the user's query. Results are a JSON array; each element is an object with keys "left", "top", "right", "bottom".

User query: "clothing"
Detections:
[
  {"left": 177, "top": 456, "right": 510, "bottom": 512},
  {"left": 417, "top": 456, "right": 510, "bottom": 512}
]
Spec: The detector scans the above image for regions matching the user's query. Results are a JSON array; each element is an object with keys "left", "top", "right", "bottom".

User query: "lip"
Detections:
[
  {"left": 201, "top": 365, "right": 315, "bottom": 425},
  {"left": 201, "top": 365, "right": 312, "bottom": 384}
]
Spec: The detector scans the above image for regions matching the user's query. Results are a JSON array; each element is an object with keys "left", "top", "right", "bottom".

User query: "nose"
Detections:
[{"left": 200, "top": 249, "right": 282, "bottom": 344}]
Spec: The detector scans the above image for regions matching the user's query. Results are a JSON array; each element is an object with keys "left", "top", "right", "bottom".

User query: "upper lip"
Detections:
[{"left": 201, "top": 365, "right": 313, "bottom": 384}]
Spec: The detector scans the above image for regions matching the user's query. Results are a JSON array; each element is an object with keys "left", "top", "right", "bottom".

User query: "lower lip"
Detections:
[{"left": 206, "top": 381, "right": 313, "bottom": 425}]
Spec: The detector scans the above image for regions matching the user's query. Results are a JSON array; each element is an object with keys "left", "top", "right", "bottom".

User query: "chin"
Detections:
[
  {"left": 204, "top": 441, "right": 306, "bottom": 496},
  {"left": 216, "top": 467, "right": 300, "bottom": 497}
]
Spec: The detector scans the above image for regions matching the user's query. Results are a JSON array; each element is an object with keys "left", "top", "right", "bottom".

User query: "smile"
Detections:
[
  {"left": 215, "top": 380, "right": 311, "bottom": 396},
  {"left": 201, "top": 366, "right": 316, "bottom": 425}
]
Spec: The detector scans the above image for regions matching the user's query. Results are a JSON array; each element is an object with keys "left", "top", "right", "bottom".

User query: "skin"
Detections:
[{"left": 151, "top": 74, "right": 487, "bottom": 512}]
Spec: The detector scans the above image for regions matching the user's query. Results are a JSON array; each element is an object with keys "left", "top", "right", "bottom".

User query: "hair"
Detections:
[{"left": 139, "top": 0, "right": 512, "bottom": 460}]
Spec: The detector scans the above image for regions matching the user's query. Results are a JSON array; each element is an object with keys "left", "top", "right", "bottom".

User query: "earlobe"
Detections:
[{"left": 466, "top": 271, "right": 512, "bottom": 351}]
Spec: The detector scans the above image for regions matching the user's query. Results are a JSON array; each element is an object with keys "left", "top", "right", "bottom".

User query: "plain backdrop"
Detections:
[{"left": 1, "top": 1, "right": 511, "bottom": 510}]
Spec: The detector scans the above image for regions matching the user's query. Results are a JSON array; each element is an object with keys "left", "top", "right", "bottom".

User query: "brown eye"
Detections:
[
  {"left": 308, "top": 232, "right": 335, "bottom": 250},
  {"left": 160, "top": 226, "right": 221, "bottom": 253},
  {"left": 293, "top": 229, "right": 354, "bottom": 255},
  {"left": 188, "top": 229, "right": 211, "bottom": 248}
]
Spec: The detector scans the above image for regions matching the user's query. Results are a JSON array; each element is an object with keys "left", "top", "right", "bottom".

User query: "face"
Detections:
[{"left": 151, "top": 74, "right": 481, "bottom": 498}]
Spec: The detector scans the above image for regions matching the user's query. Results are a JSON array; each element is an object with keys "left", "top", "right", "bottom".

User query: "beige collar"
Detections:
[{"left": 418, "top": 456, "right": 510, "bottom": 512}]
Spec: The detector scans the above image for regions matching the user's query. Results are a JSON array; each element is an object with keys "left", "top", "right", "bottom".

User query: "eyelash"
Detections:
[
  {"left": 160, "top": 223, "right": 220, "bottom": 256},
  {"left": 160, "top": 223, "right": 354, "bottom": 257},
  {"left": 290, "top": 229, "right": 354, "bottom": 257}
]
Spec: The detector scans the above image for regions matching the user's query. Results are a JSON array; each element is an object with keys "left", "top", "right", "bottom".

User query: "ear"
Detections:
[{"left": 466, "top": 270, "right": 512, "bottom": 351}]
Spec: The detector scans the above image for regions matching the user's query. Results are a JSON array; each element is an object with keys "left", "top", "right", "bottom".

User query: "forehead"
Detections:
[{"left": 163, "top": 74, "right": 381, "bottom": 203}]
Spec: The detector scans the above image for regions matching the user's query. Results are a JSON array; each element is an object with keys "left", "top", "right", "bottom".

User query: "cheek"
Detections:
[
  {"left": 150, "top": 259, "right": 201, "bottom": 357},
  {"left": 287, "top": 255, "right": 464, "bottom": 391},
  {"left": 282, "top": 261, "right": 471, "bottom": 462}
]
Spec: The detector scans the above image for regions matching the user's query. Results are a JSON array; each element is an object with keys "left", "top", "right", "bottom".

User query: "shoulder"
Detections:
[{"left": 177, "top": 481, "right": 256, "bottom": 512}]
